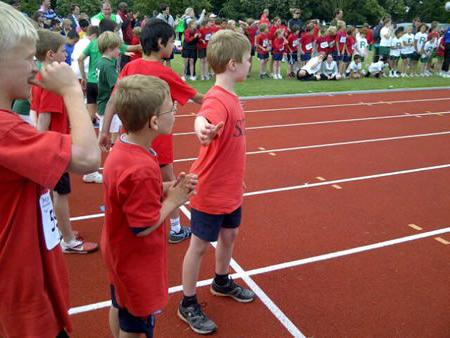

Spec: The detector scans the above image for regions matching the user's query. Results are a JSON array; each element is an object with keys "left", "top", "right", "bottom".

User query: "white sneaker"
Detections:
[
  {"left": 181, "top": 76, "right": 186, "bottom": 81},
  {"left": 82, "top": 171, "right": 103, "bottom": 184},
  {"left": 190, "top": 76, "right": 196, "bottom": 81},
  {"left": 278, "top": 73, "right": 283, "bottom": 79}
]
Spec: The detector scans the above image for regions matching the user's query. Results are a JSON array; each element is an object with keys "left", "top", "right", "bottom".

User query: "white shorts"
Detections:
[{"left": 98, "top": 114, "right": 122, "bottom": 133}]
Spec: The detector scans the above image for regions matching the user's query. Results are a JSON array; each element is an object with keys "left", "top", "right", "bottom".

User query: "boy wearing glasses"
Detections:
[
  {"left": 102, "top": 75, "right": 198, "bottom": 338},
  {"left": 100, "top": 19, "right": 203, "bottom": 244}
]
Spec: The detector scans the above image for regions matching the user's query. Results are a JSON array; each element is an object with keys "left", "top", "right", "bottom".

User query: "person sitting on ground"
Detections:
[{"left": 296, "top": 52, "right": 326, "bottom": 81}]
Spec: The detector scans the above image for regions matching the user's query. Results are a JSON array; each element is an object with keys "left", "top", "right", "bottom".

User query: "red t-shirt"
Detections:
[
  {"left": 300, "top": 32, "right": 315, "bottom": 54},
  {"left": 336, "top": 30, "right": 347, "bottom": 52},
  {"left": 366, "top": 29, "right": 374, "bottom": 44},
  {"left": 32, "top": 73, "right": 70, "bottom": 134},
  {"left": 326, "top": 34, "right": 337, "bottom": 53},
  {"left": 190, "top": 86, "right": 246, "bottom": 214},
  {"left": 287, "top": 33, "right": 300, "bottom": 53},
  {"left": 198, "top": 27, "right": 214, "bottom": 49},
  {"left": 101, "top": 138, "right": 167, "bottom": 316},
  {"left": 130, "top": 35, "right": 142, "bottom": 61},
  {"left": 346, "top": 35, "right": 355, "bottom": 55},
  {"left": 316, "top": 35, "right": 329, "bottom": 54},
  {"left": 436, "top": 37, "right": 445, "bottom": 57},
  {"left": 0, "top": 110, "right": 72, "bottom": 337},
  {"left": 117, "top": 59, "right": 197, "bottom": 165},
  {"left": 272, "top": 37, "right": 286, "bottom": 54},
  {"left": 259, "top": 14, "right": 270, "bottom": 26},
  {"left": 245, "top": 25, "right": 258, "bottom": 47},
  {"left": 256, "top": 33, "right": 270, "bottom": 54}
]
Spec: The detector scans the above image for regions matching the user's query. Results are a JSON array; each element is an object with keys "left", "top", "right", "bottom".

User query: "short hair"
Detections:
[
  {"left": 115, "top": 75, "right": 170, "bottom": 132},
  {"left": 98, "top": 31, "right": 121, "bottom": 54},
  {"left": 353, "top": 54, "right": 361, "bottom": 61},
  {"left": 207, "top": 30, "right": 251, "bottom": 74},
  {"left": 133, "top": 26, "right": 142, "bottom": 38},
  {"left": 140, "top": 19, "right": 174, "bottom": 55},
  {"left": 160, "top": 3, "right": 169, "bottom": 12},
  {"left": 35, "top": 29, "right": 66, "bottom": 61},
  {"left": 326, "top": 26, "right": 337, "bottom": 35},
  {"left": 0, "top": 2, "right": 38, "bottom": 60},
  {"left": 259, "top": 24, "right": 268, "bottom": 33},
  {"left": 79, "top": 18, "right": 90, "bottom": 29},
  {"left": 87, "top": 25, "right": 99, "bottom": 36},
  {"left": 336, "top": 20, "right": 346, "bottom": 29},
  {"left": 67, "top": 29, "right": 79, "bottom": 40},
  {"left": 71, "top": 4, "right": 79, "bottom": 12},
  {"left": 290, "top": 25, "right": 300, "bottom": 33},
  {"left": 99, "top": 18, "right": 117, "bottom": 34}
]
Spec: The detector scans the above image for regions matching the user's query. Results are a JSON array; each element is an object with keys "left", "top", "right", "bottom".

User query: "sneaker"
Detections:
[
  {"left": 278, "top": 73, "right": 283, "bottom": 79},
  {"left": 60, "top": 239, "right": 98, "bottom": 254},
  {"left": 169, "top": 226, "right": 192, "bottom": 244},
  {"left": 190, "top": 76, "right": 196, "bottom": 81},
  {"left": 210, "top": 276, "right": 256, "bottom": 303},
  {"left": 177, "top": 302, "right": 217, "bottom": 335},
  {"left": 82, "top": 171, "right": 103, "bottom": 184},
  {"left": 181, "top": 76, "right": 186, "bottom": 81}
]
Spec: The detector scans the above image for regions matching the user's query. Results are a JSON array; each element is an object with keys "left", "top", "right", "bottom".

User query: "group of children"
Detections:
[{"left": 1, "top": 2, "right": 256, "bottom": 338}]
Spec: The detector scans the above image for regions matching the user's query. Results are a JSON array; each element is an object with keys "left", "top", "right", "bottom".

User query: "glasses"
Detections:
[{"left": 158, "top": 101, "right": 177, "bottom": 116}]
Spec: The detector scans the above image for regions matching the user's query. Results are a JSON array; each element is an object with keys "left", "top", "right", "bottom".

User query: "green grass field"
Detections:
[{"left": 168, "top": 54, "right": 450, "bottom": 97}]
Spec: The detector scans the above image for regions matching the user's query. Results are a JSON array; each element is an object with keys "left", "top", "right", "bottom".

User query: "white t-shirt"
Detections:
[
  {"left": 400, "top": 33, "right": 415, "bottom": 54},
  {"left": 302, "top": 56, "right": 322, "bottom": 74},
  {"left": 389, "top": 37, "right": 402, "bottom": 57},
  {"left": 423, "top": 40, "right": 436, "bottom": 57},
  {"left": 346, "top": 61, "right": 362, "bottom": 74},
  {"left": 414, "top": 32, "right": 427, "bottom": 53},
  {"left": 354, "top": 37, "right": 368, "bottom": 57},
  {"left": 322, "top": 61, "right": 338, "bottom": 76},
  {"left": 71, "top": 38, "right": 90, "bottom": 79},
  {"left": 368, "top": 60, "right": 386, "bottom": 73},
  {"left": 380, "top": 26, "right": 392, "bottom": 47}
]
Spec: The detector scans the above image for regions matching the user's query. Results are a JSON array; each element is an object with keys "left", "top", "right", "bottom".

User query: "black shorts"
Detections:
[
  {"left": 54, "top": 173, "right": 71, "bottom": 195},
  {"left": 162, "top": 51, "right": 174, "bottom": 61},
  {"left": 343, "top": 54, "right": 352, "bottom": 63},
  {"left": 272, "top": 53, "right": 283, "bottom": 61},
  {"left": 251, "top": 46, "right": 256, "bottom": 56},
  {"left": 257, "top": 53, "right": 269, "bottom": 60},
  {"left": 111, "top": 285, "right": 155, "bottom": 337},
  {"left": 197, "top": 48, "right": 207, "bottom": 59},
  {"left": 86, "top": 82, "right": 98, "bottom": 104},
  {"left": 191, "top": 207, "right": 241, "bottom": 242},
  {"left": 182, "top": 48, "right": 197, "bottom": 59}
]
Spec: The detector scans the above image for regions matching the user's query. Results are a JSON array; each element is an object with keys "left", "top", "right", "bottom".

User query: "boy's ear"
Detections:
[
  {"left": 157, "top": 37, "right": 165, "bottom": 49},
  {"left": 227, "top": 58, "right": 237, "bottom": 71},
  {"left": 149, "top": 115, "right": 159, "bottom": 131}
]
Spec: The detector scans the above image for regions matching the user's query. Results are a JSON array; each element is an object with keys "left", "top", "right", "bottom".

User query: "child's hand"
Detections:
[
  {"left": 174, "top": 172, "right": 198, "bottom": 193},
  {"left": 30, "top": 62, "right": 81, "bottom": 96},
  {"left": 98, "top": 131, "right": 112, "bottom": 152},
  {"left": 167, "top": 172, "right": 198, "bottom": 206},
  {"left": 196, "top": 121, "right": 224, "bottom": 146}
]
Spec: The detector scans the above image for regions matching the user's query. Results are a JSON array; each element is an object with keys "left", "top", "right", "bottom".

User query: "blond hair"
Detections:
[
  {"left": 326, "top": 26, "right": 337, "bottom": 35},
  {"left": 97, "top": 31, "right": 121, "bottom": 54},
  {"left": 207, "top": 30, "right": 251, "bottom": 74},
  {"left": 115, "top": 75, "right": 170, "bottom": 132},
  {"left": 0, "top": 2, "right": 38, "bottom": 60},
  {"left": 35, "top": 29, "right": 66, "bottom": 61}
]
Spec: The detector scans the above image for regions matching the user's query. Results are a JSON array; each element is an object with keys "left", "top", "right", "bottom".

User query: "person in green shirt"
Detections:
[{"left": 91, "top": 1, "right": 120, "bottom": 27}]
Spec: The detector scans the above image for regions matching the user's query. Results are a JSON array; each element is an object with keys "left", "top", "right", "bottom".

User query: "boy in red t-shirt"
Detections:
[
  {"left": 33, "top": 29, "right": 98, "bottom": 254},
  {"left": 255, "top": 24, "right": 271, "bottom": 78},
  {"left": 198, "top": 19, "right": 215, "bottom": 80},
  {"left": 299, "top": 22, "right": 316, "bottom": 66},
  {"left": 102, "top": 75, "right": 197, "bottom": 338},
  {"left": 287, "top": 25, "right": 301, "bottom": 77},
  {"left": 336, "top": 21, "right": 348, "bottom": 74},
  {"left": 272, "top": 29, "right": 288, "bottom": 79},
  {"left": 100, "top": 19, "right": 203, "bottom": 244},
  {"left": 178, "top": 30, "right": 256, "bottom": 335},
  {"left": 0, "top": 3, "right": 99, "bottom": 337}
]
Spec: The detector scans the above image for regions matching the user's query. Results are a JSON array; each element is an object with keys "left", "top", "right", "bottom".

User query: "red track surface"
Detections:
[{"left": 66, "top": 89, "right": 450, "bottom": 337}]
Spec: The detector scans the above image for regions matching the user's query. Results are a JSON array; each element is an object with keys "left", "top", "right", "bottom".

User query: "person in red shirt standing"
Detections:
[
  {"left": 198, "top": 18, "right": 215, "bottom": 80},
  {"left": 336, "top": 21, "right": 348, "bottom": 74},
  {"left": 256, "top": 24, "right": 271, "bottom": 78},
  {"left": 364, "top": 23, "right": 374, "bottom": 51},
  {"left": 259, "top": 8, "right": 270, "bottom": 26},
  {"left": 0, "top": 3, "right": 100, "bottom": 337},
  {"left": 130, "top": 26, "right": 142, "bottom": 62},
  {"left": 326, "top": 26, "right": 337, "bottom": 57},
  {"left": 182, "top": 20, "right": 201, "bottom": 81},
  {"left": 33, "top": 29, "right": 98, "bottom": 254},
  {"left": 178, "top": 29, "right": 256, "bottom": 336},
  {"left": 272, "top": 29, "right": 288, "bottom": 79},
  {"left": 344, "top": 27, "right": 356, "bottom": 74},
  {"left": 241, "top": 18, "right": 258, "bottom": 75},
  {"left": 287, "top": 25, "right": 301, "bottom": 77},
  {"left": 102, "top": 75, "right": 197, "bottom": 338},
  {"left": 299, "top": 22, "right": 316, "bottom": 66},
  {"left": 100, "top": 19, "right": 203, "bottom": 244}
]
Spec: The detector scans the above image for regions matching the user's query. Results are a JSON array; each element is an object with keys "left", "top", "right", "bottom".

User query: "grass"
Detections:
[{"left": 168, "top": 54, "right": 450, "bottom": 97}]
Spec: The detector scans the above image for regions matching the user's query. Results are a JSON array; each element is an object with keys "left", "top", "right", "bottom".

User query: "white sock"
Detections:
[{"left": 170, "top": 217, "right": 181, "bottom": 233}]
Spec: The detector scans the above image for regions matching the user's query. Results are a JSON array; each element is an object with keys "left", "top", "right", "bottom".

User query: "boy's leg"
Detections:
[
  {"left": 109, "top": 307, "right": 120, "bottom": 338},
  {"left": 214, "top": 227, "right": 239, "bottom": 275},
  {"left": 159, "top": 164, "right": 191, "bottom": 243}
]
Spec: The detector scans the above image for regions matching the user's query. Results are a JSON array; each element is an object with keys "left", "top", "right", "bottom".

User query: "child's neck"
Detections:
[
  {"left": 103, "top": 54, "right": 113, "bottom": 60},
  {"left": 143, "top": 53, "right": 162, "bottom": 62},
  {"left": 215, "top": 74, "right": 236, "bottom": 94},
  {"left": 124, "top": 129, "right": 157, "bottom": 149}
]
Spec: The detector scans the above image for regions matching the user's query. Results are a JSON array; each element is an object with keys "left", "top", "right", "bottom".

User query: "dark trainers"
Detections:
[
  {"left": 169, "top": 226, "right": 192, "bottom": 244},
  {"left": 210, "top": 277, "right": 256, "bottom": 303},
  {"left": 177, "top": 302, "right": 217, "bottom": 335}
]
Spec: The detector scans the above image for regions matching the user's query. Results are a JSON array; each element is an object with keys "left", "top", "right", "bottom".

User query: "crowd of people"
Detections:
[{"left": 1, "top": 0, "right": 450, "bottom": 337}]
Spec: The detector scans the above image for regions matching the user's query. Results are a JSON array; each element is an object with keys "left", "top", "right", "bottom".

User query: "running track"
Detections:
[{"left": 66, "top": 88, "right": 450, "bottom": 337}]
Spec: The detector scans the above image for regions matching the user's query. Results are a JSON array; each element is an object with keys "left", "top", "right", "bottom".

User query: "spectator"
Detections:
[
  {"left": 39, "top": 0, "right": 58, "bottom": 28},
  {"left": 91, "top": 1, "right": 121, "bottom": 28},
  {"left": 288, "top": 8, "right": 303, "bottom": 31},
  {"left": 68, "top": 3, "right": 80, "bottom": 31},
  {"left": 330, "top": 8, "right": 343, "bottom": 26},
  {"left": 260, "top": 8, "right": 270, "bottom": 25},
  {"left": 157, "top": 3, "right": 176, "bottom": 67}
]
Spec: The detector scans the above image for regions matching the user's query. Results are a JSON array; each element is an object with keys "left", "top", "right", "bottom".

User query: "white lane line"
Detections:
[
  {"left": 69, "top": 226, "right": 450, "bottom": 320},
  {"left": 175, "top": 97, "right": 450, "bottom": 117},
  {"left": 70, "top": 163, "right": 450, "bottom": 223},
  {"left": 244, "top": 164, "right": 450, "bottom": 197},
  {"left": 171, "top": 131, "right": 450, "bottom": 164},
  {"left": 173, "top": 111, "right": 450, "bottom": 136},
  {"left": 180, "top": 206, "right": 304, "bottom": 337}
]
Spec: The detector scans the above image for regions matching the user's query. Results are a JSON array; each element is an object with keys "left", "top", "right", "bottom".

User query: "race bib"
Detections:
[
  {"left": 320, "top": 41, "right": 329, "bottom": 49},
  {"left": 263, "top": 39, "right": 269, "bottom": 47},
  {"left": 205, "top": 33, "right": 212, "bottom": 41},
  {"left": 340, "top": 36, "right": 347, "bottom": 43},
  {"left": 305, "top": 43, "right": 313, "bottom": 51},
  {"left": 293, "top": 39, "right": 299, "bottom": 47},
  {"left": 39, "top": 191, "right": 60, "bottom": 250}
]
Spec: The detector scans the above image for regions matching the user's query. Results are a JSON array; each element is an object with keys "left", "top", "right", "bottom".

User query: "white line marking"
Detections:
[
  {"left": 175, "top": 97, "right": 450, "bottom": 117},
  {"left": 69, "top": 226, "right": 450, "bottom": 321},
  {"left": 244, "top": 164, "right": 450, "bottom": 197},
  {"left": 173, "top": 111, "right": 450, "bottom": 136},
  {"left": 172, "top": 131, "right": 450, "bottom": 164}
]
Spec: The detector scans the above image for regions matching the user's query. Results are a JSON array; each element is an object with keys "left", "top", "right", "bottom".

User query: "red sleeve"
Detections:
[
  {"left": 160, "top": 70, "right": 196, "bottom": 105},
  {"left": 30, "top": 85, "right": 41, "bottom": 112},
  {"left": 0, "top": 111, "right": 71, "bottom": 188},
  {"left": 118, "top": 167, "right": 161, "bottom": 228},
  {"left": 39, "top": 89, "right": 64, "bottom": 115},
  {"left": 184, "top": 29, "right": 193, "bottom": 42},
  {"left": 198, "top": 95, "right": 227, "bottom": 131}
]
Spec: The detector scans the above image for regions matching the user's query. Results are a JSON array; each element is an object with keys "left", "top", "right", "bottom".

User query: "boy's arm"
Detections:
[
  {"left": 78, "top": 53, "right": 87, "bottom": 89},
  {"left": 192, "top": 92, "right": 204, "bottom": 104},
  {"left": 194, "top": 115, "right": 224, "bottom": 146},
  {"left": 99, "top": 94, "right": 116, "bottom": 151},
  {"left": 32, "top": 62, "right": 100, "bottom": 174},
  {"left": 36, "top": 112, "right": 51, "bottom": 132}
]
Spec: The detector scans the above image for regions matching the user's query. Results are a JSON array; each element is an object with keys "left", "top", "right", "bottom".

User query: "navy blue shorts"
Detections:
[
  {"left": 343, "top": 54, "right": 352, "bottom": 63},
  {"left": 333, "top": 53, "right": 343, "bottom": 61},
  {"left": 111, "top": 285, "right": 155, "bottom": 338},
  {"left": 182, "top": 48, "right": 196, "bottom": 59},
  {"left": 272, "top": 53, "right": 283, "bottom": 61},
  {"left": 54, "top": 173, "right": 71, "bottom": 195},
  {"left": 257, "top": 53, "right": 269, "bottom": 60},
  {"left": 191, "top": 207, "right": 241, "bottom": 242},
  {"left": 288, "top": 53, "right": 298, "bottom": 64},
  {"left": 300, "top": 53, "right": 311, "bottom": 62}
]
